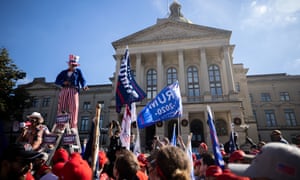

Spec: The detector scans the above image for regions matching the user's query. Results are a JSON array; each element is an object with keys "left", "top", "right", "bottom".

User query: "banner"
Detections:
[
  {"left": 115, "top": 48, "right": 146, "bottom": 113},
  {"left": 137, "top": 80, "right": 182, "bottom": 129},
  {"left": 120, "top": 105, "right": 131, "bottom": 150},
  {"left": 207, "top": 105, "right": 225, "bottom": 169}
]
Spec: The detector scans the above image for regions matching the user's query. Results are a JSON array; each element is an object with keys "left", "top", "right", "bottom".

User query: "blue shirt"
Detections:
[{"left": 55, "top": 68, "right": 87, "bottom": 92}]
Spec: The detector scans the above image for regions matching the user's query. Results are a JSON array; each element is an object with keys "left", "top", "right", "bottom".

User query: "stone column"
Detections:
[
  {"left": 199, "top": 48, "right": 210, "bottom": 94},
  {"left": 221, "top": 59, "right": 229, "bottom": 94},
  {"left": 157, "top": 52, "right": 163, "bottom": 91},
  {"left": 113, "top": 55, "right": 121, "bottom": 93},
  {"left": 223, "top": 46, "right": 235, "bottom": 93},
  {"left": 178, "top": 50, "right": 186, "bottom": 95},
  {"left": 135, "top": 53, "right": 141, "bottom": 85}
]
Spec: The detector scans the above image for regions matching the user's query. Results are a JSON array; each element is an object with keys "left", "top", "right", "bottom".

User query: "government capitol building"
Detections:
[{"left": 8, "top": 1, "right": 300, "bottom": 152}]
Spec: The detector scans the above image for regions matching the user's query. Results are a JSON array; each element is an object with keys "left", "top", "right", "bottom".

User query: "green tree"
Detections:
[{"left": 0, "top": 48, "right": 30, "bottom": 121}]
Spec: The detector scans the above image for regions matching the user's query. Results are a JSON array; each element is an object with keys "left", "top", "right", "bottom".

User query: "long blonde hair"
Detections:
[{"left": 156, "top": 146, "right": 191, "bottom": 180}]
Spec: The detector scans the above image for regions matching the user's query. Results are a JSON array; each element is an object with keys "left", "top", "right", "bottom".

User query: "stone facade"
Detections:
[
  {"left": 247, "top": 73, "right": 300, "bottom": 144},
  {"left": 110, "top": 1, "right": 257, "bottom": 151}
]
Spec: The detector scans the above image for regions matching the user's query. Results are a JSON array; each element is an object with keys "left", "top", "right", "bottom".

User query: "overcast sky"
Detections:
[{"left": 1, "top": 0, "right": 300, "bottom": 85}]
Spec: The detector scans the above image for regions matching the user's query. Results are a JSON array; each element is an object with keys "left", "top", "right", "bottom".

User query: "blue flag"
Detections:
[
  {"left": 171, "top": 124, "right": 177, "bottom": 146},
  {"left": 137, "top": 81, "right": 182, "bottom": 128},
  {"left": 116, "top": 48, "right": 146, "bottom": 113},
  {"left": 207, "top": 106, "right": 225, "bottom": 169}
]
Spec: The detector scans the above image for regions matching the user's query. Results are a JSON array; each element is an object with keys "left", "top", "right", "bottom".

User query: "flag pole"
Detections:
[
  {"left": 177, "top": 117, "right": 181, "bottom": 136},
  {"left": 91, "top": 104, "right": 101, "bottom": 174},
  {"left": 171, "top": 123, "right": 177, "bottom": 146},
  {"left": 186, "top": 133, "right": 195, "bottom": 180}
]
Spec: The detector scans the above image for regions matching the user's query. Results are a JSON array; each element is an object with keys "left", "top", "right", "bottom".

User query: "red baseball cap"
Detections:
[
  {"left": 98, "top": 150, "right": 108, "bottom": 167},
  {"left": 52, "top": 162, "right": 65, "bottom": 178},
  {"left": 52, "top": 148, "right": 69, "bottom": 164},
  {"left": 199, "top": 142, "right": 208, "bottom": 151},
  {"left": 206, "top": 165, "right": 223, "bottom": 177},
  {"left": 194, "top": 160, "right": 201, "bottom": 167},
  {"left": 229, "top": 150, "right": 254, "bottom": 163},
  {"left": 61, "top": 153, "right": 92, "bottom": 180}
]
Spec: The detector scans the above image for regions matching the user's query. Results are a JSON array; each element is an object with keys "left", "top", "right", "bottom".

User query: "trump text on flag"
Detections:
[{"left": 137, "top": 81, "right": 182, "bottom": 128}]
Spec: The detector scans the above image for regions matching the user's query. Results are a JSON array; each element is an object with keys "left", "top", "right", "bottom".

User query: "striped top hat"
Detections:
[{"left": 68, "top": 54, "right": 80, "bottom": 66}]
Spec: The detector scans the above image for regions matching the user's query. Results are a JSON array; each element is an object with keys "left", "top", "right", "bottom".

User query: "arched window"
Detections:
[
  {"left": 208, "top": 65, "right": 222, "bottom": 96},
  {"left": 215, "top": 119, "right": 227, "bottom": 136},
  {"left": 167, "top": 67, "right": 177, "bottom": 85},
  {"left": 146, "top": 69, "right": 157, "bottom": 99},
  {"left": 187, "top": 66, "right": 200, "bottom": 101}
]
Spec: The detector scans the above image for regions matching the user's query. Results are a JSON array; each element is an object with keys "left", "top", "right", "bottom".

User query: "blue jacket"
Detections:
[{"left": 55, "top": 68, "right": 87, "bottom": 92}]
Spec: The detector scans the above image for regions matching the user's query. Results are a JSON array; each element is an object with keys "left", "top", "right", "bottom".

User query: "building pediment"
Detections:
[
  {"left": 112, "top": 20, "right": 231, "bottom": 48},
  {"left": 26, "top": 83, "right": 55, "bottom": 89},
  {"left": 18, "top": 77, "right": 58, "bottom": 90}
]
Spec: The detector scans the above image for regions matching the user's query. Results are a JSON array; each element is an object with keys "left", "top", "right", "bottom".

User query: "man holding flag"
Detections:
[
  {"left": 112, "top": 47, "right": 146, "bottom": 175},
  {"left": 115, "top": 47, "right": 146, "bottom": 149}
]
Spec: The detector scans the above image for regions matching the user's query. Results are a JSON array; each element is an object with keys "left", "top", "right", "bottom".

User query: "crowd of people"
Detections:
[{"left": 1, "top": 109, "right": 300, "bottom": 180}]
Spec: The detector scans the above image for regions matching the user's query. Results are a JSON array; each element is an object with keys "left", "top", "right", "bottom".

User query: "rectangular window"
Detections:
[
  {"left": 264, "top": 110, "right": 277, "bottom": 127},
  {"left": 261, "top": 93, "right": 271, "bottom": 102},
  {"left": 253, "top": 110, "right": 257, "bottom": 121},
  {"left": 83, "top": 102, "right": 91, "bottom": 110},
  {"left": 284, "top": 109, "right": 297, "bottom": 126},
  {"left": 42, "top": 97, "right": 50, "bottom": 107},
  {"left": 43, "top": 113, "right": 48, "bottom": 124},
  {"left": 235, "top": 82, "right": 240, "bottom": 92},
  {"left": 280, "top": 92, "right": 290, "bottom": 101},
  {"left": 32, "top": 98, "right": 39, "bottom": 108},
  {"left": 146, "top": 69, "right": 157, "bottom": 99},
  {"left": 147, "top": 87, "right": 157, "bottom": 99},
  {"left": 80, "top": 116, "right": 89, "bottom": 131},
  {"left": 249, "top": 93, "right": 254, "bottom": 103}
]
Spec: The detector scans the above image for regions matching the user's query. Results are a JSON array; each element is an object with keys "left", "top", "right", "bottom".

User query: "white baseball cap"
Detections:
[{"left": 229, "top": 142, "right": 300, "bottom": 180}]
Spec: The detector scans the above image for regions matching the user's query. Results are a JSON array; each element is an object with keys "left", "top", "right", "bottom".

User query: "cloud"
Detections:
[{"left": 241, "top": 0, "right": 300, "bottom": 29}]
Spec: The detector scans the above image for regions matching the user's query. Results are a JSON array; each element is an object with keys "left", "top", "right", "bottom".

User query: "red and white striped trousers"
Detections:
[{"left": 57, "top": 87, "right": 79, "bottom": 128}]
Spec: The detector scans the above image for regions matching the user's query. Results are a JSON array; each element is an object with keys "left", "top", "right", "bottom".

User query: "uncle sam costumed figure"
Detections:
[{"left": 55, "top": 54, "right": 88, "bottom": 129}]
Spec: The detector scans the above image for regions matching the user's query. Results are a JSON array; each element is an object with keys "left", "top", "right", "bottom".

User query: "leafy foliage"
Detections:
[{"left": 0, "top": 48, "right": 30, "bottom": 121}]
